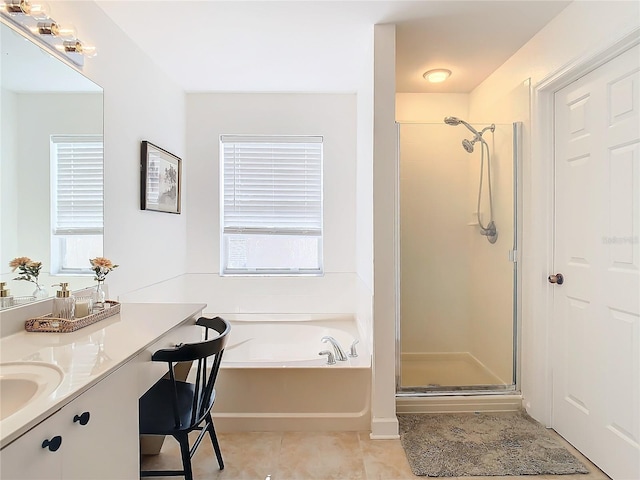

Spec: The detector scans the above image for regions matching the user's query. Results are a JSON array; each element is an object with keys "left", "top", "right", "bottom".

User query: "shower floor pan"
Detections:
[{"left": 400, "top": 352, "right": 508, "bottom": 389}]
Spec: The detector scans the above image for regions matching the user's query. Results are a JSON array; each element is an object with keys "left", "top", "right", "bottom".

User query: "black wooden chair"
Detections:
[{"left": 139, "top": 316, "right": 230, "bottom": 480}]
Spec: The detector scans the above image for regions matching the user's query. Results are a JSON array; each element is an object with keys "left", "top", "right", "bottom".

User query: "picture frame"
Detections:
[{"left": 140, "top": 141, "right": 182, "bottom": 214}]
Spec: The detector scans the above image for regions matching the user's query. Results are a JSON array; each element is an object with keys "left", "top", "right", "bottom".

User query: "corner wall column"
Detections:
[{"left": 371, "top": 23, "right": 399, "bottom": 439}]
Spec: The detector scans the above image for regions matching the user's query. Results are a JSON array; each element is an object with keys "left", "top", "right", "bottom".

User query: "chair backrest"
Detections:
[{"left": 151, "top": 316, "right": 230, "bottom": 429}]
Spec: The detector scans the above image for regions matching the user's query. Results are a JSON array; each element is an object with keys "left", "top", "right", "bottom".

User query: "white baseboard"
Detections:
[{"left": 370, "top": 417, "right": 399, "bottom": 439}]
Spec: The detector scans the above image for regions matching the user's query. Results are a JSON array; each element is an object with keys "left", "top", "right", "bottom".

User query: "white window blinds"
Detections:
[
  {"left": 221, "top": 135, "right": 323, "bottom": 235},
  {"left": 52, "top": 135, "right": 104, "bottom": 235}
]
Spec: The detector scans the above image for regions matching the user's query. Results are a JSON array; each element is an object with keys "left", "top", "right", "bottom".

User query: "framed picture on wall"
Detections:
[{"left": 140, "top": 141, "right": 182, "bottom": 214}]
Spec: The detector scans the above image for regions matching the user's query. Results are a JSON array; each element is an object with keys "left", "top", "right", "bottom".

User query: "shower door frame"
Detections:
[{"left": 395, "top": 121, "right": 524, "bottom": 397}]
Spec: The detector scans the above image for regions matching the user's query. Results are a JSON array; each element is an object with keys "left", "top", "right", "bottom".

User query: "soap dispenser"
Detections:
[
  {"left": 52, "top": 283, "right": 75, "bottom": 319},
  {"left": 0, "top": 282, "right": 14, "bottom": 308}
]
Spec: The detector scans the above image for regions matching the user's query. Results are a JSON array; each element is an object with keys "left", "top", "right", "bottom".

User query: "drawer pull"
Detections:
[
  {"left": 42, "top": 436, "right": 62, "bottom": 452},
  {"left": 73, "top": 412, "right": 91, "bottom": 425}
]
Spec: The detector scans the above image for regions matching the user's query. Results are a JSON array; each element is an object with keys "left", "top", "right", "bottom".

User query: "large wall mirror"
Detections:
[{"left": 0, "top": 21, "right": 104, "bottom": 309}]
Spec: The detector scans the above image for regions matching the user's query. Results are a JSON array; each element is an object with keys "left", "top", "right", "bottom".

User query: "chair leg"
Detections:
[
  {"left": 177, "top": 434, "right": 194, "bottom": 480},
  {"left": 205, "top": 413, "right": 224, "bottom": 470}
]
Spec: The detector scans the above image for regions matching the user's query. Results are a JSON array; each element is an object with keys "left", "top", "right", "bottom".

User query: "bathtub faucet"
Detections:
[{"left": 321, "top": 336, "right": 348, "bottom": 361}]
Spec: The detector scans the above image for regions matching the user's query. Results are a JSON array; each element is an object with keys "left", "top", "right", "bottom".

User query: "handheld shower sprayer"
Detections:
[
  {"left": 443, "top": 117, "right": 495, "bottom": 153},
  {"left": 443, "top": 116, "right": 498, "bottom": 244},
  {"left": 443, "top": 116, "right": 481, "bottom": 137}
]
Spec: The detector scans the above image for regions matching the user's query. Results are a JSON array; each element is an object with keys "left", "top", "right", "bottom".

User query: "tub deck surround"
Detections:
[
  {"left": 0, "top": 302, "right": 206, "bottom": 449},
  {"left": 211, "top": 314, "right": 372, "bottom": 432},
  {"left": 222, "top": 314, "right": 370, "bottom": 368}
]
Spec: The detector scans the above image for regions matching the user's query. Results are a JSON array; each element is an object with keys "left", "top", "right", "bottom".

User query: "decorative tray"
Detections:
[{"left": 25, "top": 301, "right": 121, "bottom": 333}]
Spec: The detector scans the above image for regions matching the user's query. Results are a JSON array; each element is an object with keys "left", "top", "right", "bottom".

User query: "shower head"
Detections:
[
  {"left": 462, "top": 138, "right": 475, "bottom": 153},
  {"left": 444, "top": 116, "right": 461, "bottom": 126},
  {"left": 461, "top": 134, "right": 488, "bottom": 153},
  {"left": 443, "top": 116, "right": 481, "bottom": 137}
]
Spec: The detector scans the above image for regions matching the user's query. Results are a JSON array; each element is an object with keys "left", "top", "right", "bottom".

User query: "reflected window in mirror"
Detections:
[
  {"left": 1, "top": 22, "right": 104, "bottom": 303},
  {"left": 50, "top": 135, "right": 104, "bottom": 275}
]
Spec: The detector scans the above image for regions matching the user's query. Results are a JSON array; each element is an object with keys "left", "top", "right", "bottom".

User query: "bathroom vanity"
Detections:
[{"left": 0, "top": 302, "right": 205, "bottom": 479}]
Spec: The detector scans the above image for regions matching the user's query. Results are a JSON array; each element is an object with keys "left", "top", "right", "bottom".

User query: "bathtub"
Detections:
[{"left": 212, "top": 314, "right": 371, "bottom": 432}]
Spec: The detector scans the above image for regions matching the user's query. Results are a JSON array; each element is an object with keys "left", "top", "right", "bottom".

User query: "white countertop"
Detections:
[{"left": 0, "top": 302, "right": 206, "bottom": 449}]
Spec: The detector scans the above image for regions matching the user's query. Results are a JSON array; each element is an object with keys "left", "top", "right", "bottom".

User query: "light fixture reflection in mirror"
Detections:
[{"left": 0, "top": 22, "right": 104, "bottom": 310}]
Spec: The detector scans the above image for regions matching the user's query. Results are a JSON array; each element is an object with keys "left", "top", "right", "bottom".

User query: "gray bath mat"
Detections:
[{"left": 398, "top": 411, "right": 589, "bottom": 477}]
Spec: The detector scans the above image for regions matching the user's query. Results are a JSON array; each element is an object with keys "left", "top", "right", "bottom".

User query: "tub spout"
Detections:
[{"left": 321, "top": 336, "right": 348, "bottom": 361}]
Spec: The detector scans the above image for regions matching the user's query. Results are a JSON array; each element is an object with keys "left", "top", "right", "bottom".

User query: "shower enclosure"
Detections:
[{"left": 396, "top": 120, "right": 521, "bottom": 394}]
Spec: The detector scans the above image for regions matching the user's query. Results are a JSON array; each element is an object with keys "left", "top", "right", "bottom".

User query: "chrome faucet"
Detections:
[{"left": 321, "top": 336, "right": 347, "bottom": 361}]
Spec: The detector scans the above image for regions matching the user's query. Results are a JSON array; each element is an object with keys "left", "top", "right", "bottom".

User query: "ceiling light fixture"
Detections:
[{"left": 423, "top": 69, "right": 452, "bottom": 83}]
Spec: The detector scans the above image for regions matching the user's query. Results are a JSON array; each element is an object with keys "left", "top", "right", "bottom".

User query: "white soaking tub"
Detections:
[{"left": 212, "top": 314, "right": 371, "bottom": 432}]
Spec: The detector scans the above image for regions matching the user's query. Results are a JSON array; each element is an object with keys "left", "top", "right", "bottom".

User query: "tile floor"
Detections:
[{"left": 140, "top": 428, "right": 611, "bottom": 480}]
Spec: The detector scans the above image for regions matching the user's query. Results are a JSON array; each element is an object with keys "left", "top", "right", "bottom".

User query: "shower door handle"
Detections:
[{"left": 548, "top": 273, "right": 564, "bottom": 285}]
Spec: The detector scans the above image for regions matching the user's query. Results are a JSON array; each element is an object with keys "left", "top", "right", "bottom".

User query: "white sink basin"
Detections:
[{"left": 0, "top": 362, "right": 64, "bottom": 421}]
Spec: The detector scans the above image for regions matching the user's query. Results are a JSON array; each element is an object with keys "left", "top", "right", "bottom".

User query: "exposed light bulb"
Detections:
[
  {"left": 1, "top": 0, "right": 25, "bottom": 14},
  {"left": 80, "top": 43, "right": 96, "bottom": 58},
  {"left": 32, "top": 21, "right": 76, "bottom": 39},
  {"left": 57, "top": 40, "right": 97, "bottom": 58},
  {"left": 423, "top": 69, "right": 452, "bottom": 83},
  {"left": 25, "top": 1, "right": 49, "bottom": 19}
]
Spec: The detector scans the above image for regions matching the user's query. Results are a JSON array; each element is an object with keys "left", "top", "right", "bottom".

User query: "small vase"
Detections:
[
  {"left": 92, "top": 280, "right": 106, "bottom": 312},
  {"left": 32, "top": 283, "right": 48, "bottom": 300}
]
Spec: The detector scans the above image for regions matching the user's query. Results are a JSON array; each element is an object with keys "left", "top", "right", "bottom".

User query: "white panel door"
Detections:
[{"left": 553, "top": 43, "right": 640, "bottom": 480}]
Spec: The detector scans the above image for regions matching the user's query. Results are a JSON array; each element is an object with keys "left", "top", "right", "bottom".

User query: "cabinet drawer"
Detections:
[{"left": 0, "top": 411, "right": 64, "bottom": 480}]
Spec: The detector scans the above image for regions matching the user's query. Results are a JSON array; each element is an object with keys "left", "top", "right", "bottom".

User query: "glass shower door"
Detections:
[{"left": 396, "top": 121, "right": 521, "bottom": 394}]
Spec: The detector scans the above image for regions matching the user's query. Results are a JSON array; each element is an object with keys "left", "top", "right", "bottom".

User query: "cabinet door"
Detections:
[
  {"left": 0, "top": 411, "right": 64, "bottom": 480},
  {"left": 62, "top": 364, "right": 138, "bottom": 480}
]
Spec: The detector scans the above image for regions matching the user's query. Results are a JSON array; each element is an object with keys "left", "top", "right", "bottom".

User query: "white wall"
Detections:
[
  {"left": 395, "top": 94, "right": 472, "bottom": 355},
  {"left": 398, "top": 122, "right": 472, "bottom": 354},
  {"left": 356, "top": 30, "right": 375, "bottom": 353},
  {"left": 469, "top": 0, "right": 640, "bottom": 423},
  {"left": 180, "top": 93, "right": 357, "bottom": 313},
  {"left": 42, "top": 1, "right": 187, "bottom": 299},
  {"left": 396, "top": 94, "right": 468, "bottom": 123}
]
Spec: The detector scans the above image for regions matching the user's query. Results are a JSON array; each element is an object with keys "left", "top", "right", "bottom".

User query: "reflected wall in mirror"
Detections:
[{"left": 0, "top": 21, "right": 104, "bottom": 309}]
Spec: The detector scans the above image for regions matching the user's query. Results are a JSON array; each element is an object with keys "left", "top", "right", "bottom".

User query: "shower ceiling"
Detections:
[{"left": 96, "top": 0, "right": 571, "bottom": 94}]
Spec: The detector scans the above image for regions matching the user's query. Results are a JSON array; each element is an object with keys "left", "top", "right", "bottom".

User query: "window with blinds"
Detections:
[
  {"left": 220, "top": 135, "right": 323, "bottom": 275},
  {"left": 51, "top": 135, "right": 104, "bottom": 274}
]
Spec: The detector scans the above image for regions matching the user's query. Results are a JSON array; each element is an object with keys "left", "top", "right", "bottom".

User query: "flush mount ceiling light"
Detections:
[{"left": 423, "top": 69, "right": 452, "bottom": 83}]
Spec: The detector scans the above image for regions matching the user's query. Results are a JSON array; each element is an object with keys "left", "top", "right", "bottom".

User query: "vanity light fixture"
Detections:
[
  {"left": 32, "top": 21, "right": 76, "bottom": 39},
  {"left": 58, "top": 39, "right": 96, "bottom": 58},
  {"left": 2, "top": 0, "right": 49, "bottom": 19},
  {"left": 0, "top": 0, "right": 96, "bottom": 66},
  {"left": 423, "top": 69, "right": 452, "bottom": 83}
]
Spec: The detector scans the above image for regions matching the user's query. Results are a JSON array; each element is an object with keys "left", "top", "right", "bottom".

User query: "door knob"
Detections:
[{"left": 548, "top": 273, "right": 564, "bottom": 285}]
